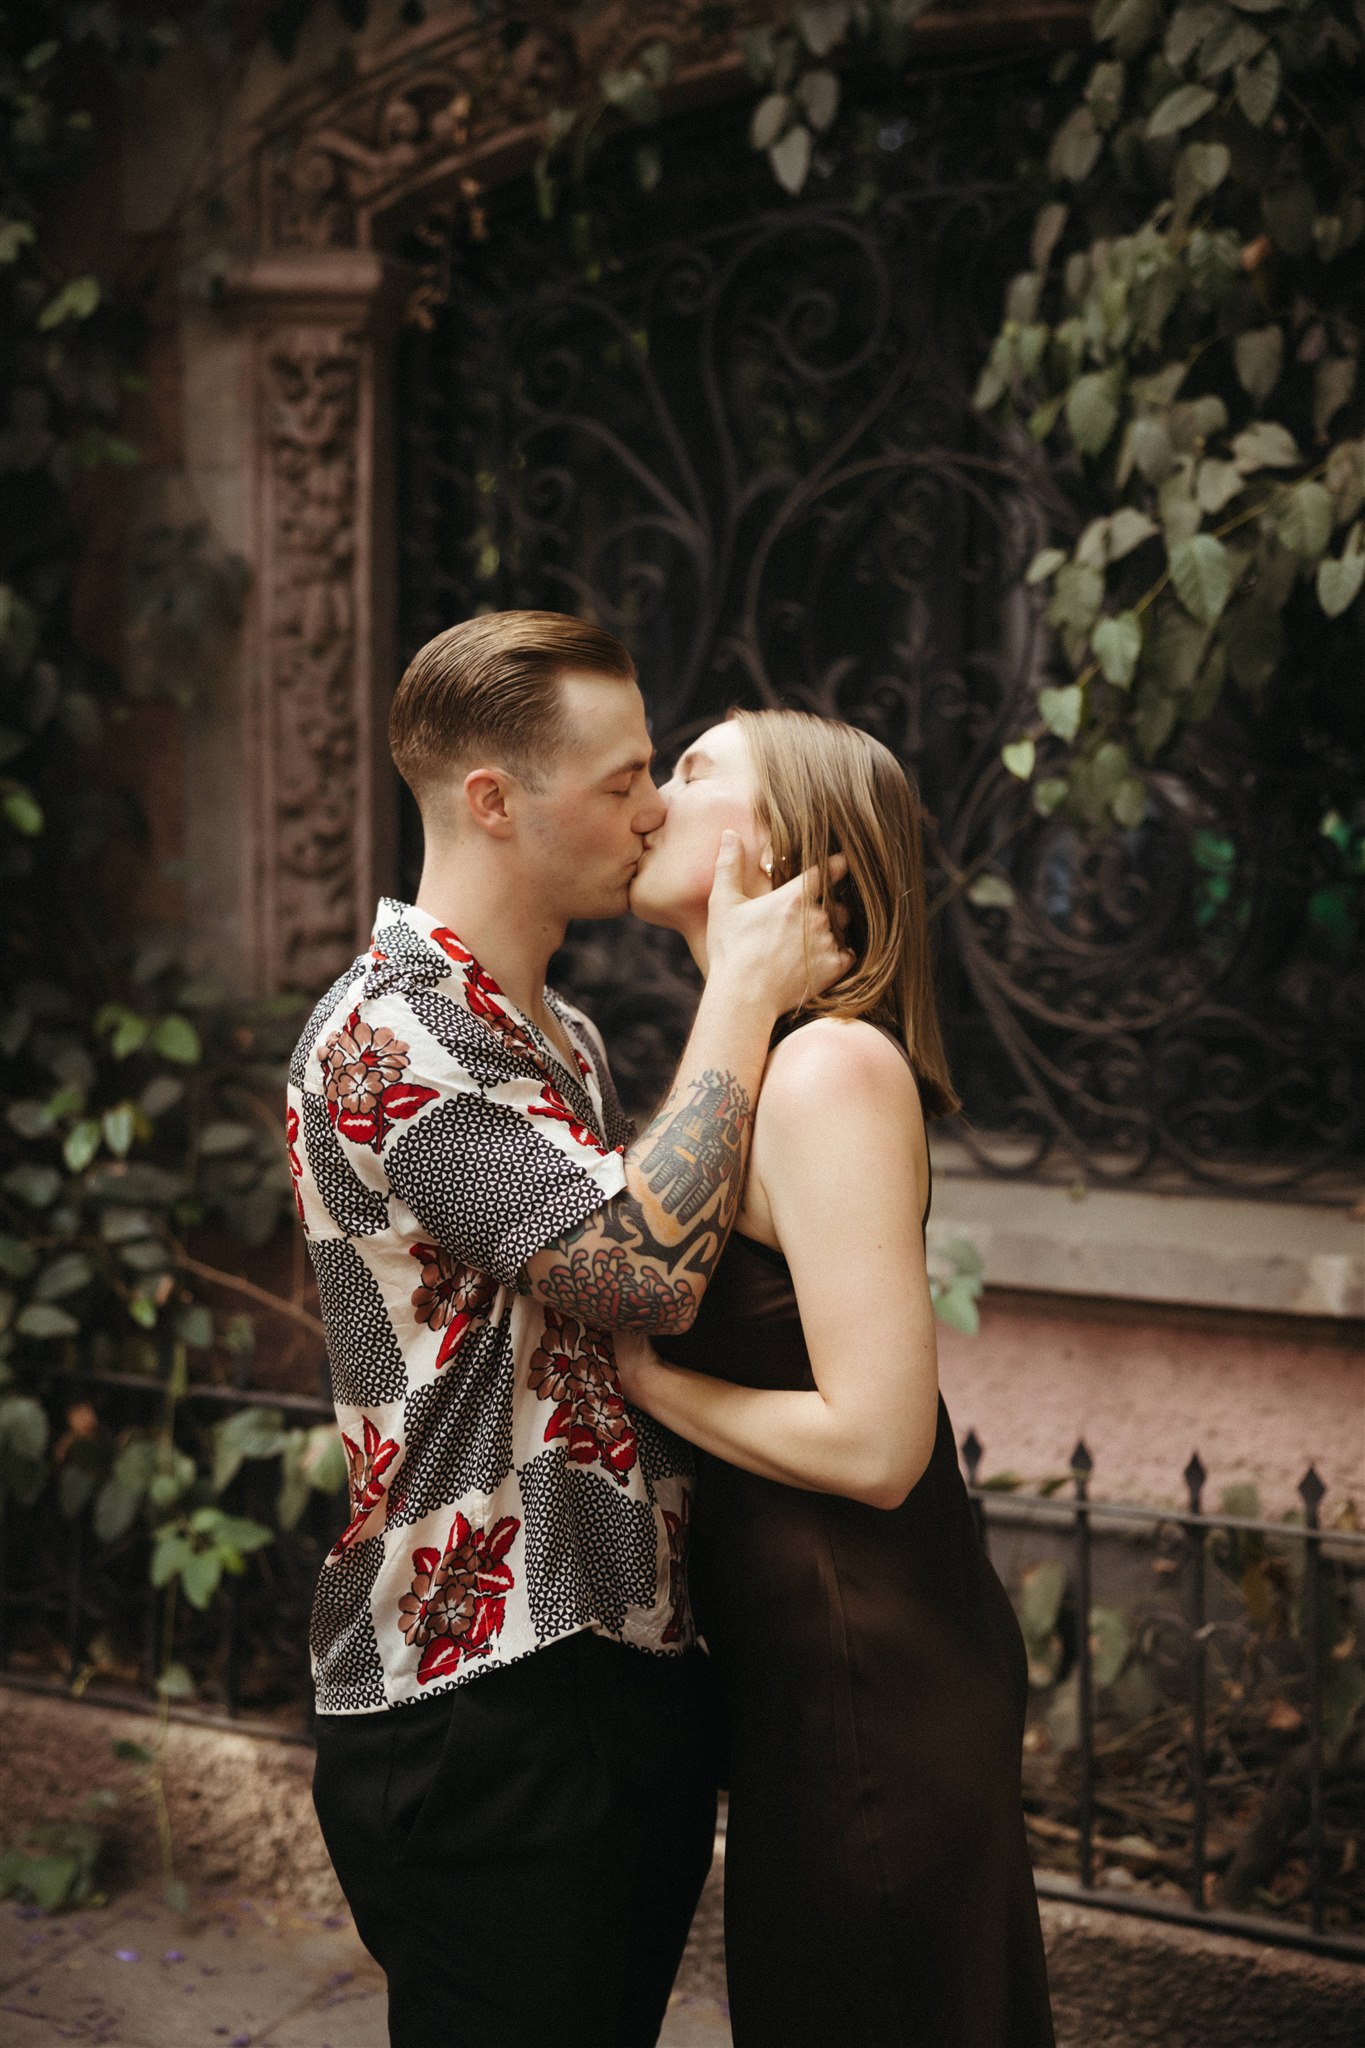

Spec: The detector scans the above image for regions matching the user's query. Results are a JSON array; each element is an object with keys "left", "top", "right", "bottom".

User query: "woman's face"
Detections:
[{"left": 629, "top": 720, "right": 769, "bottom": 932}]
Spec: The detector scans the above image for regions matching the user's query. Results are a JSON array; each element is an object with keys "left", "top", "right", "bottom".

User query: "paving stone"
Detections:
[
  {"left": 659, "top": 1990, "right": 733, "bottom": 2045},
  {"left": 2, "top": 1895, "right": 380, "bottom": 2048},
  {"left": 0, "top": 1900, "right": 107, "bottom": 1995}
]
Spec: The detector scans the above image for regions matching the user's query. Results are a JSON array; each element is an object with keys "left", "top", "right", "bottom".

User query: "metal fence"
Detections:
[
  {"left": 963, "top": 1430, "right": 1365, "bottom": 1966},
  {"left": 2, "top": 1370, "right": 1362, "bottom": 1963}
]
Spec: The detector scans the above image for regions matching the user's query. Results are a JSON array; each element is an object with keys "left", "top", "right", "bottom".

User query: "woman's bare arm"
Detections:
[{"left": 614, "top": 1017, "right": 940, "bottom": 1509}]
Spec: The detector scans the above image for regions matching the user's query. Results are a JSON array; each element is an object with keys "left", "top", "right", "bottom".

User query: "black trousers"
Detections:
[{"left": 312, "top": 1632, "right": 719, "bottom": 2048}]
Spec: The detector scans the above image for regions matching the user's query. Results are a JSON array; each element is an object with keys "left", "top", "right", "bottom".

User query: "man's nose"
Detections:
[{"left": 635, "top": 775, "right": 667, "bottom": 835}]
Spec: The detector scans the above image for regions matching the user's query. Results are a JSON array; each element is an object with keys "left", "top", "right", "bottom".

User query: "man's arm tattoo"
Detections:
[{"left": 520, "top": 1069, "right": 753, "bottom": 1332}]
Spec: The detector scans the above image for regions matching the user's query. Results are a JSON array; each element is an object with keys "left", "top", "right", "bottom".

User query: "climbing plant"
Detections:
[{"left": 969, "top": 0, "right": 1365, "bottom": 830}]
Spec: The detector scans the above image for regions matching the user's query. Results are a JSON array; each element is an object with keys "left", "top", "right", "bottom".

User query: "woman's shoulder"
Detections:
[{"left": 761, "top": 1015, "right": 923, "bottom": 1122}]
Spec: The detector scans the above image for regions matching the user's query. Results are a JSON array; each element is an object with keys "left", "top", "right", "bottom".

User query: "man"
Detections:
[{"left": 290, "top": 611, "right": 848, "bottom": 2046}]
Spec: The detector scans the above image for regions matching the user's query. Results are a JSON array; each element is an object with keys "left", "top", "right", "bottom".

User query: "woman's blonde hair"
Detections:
[{"left": 730, "top": 708, "right": 960, "bottom": 1118}]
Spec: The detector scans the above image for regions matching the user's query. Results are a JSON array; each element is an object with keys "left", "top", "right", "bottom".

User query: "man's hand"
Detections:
[{"left": 705, "top": 831, "right": 852, "bottom": 1018}]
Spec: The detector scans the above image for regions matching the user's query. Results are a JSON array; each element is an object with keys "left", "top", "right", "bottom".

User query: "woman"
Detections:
[{"left": 618, "top": 709, "right": 1054, "bottom": 2048}]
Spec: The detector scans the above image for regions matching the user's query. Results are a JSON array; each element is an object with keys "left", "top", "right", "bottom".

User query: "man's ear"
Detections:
[{"left": 463, "top": 765, "right": 516, "bottom": 840}]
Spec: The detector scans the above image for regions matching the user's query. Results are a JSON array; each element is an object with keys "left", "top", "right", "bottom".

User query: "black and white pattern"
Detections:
[
  {"left": 519, "top": 1452, "right": 664, "bottom": 1641},
  {"left": 309, "top": 1533, "right": 387, "bottom": 1713},
  {"left": 301, "top": 1093, "right": 389, "bottom": 1238},
  {"left": 287, "top": 899, "right": 692, "bottom": 1715},
  {"left": 386, "top": 1092, "right": 616, "bottom": 1291},
  {"left": 309, "top": 1237, "right": 408, "bottom": 1408},
  {"left": 384, "top": 1318, "right": 516, "bottom": 1527}
]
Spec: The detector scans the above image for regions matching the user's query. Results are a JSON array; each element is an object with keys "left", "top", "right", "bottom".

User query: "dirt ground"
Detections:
[{"left": 2, "top": 1685, "right": 1361, "bottom": 2047}]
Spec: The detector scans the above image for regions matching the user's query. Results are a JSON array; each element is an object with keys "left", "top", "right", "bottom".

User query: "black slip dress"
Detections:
[{"left": 657, "top": 1039, "right": 1055, "bottom": 2047}]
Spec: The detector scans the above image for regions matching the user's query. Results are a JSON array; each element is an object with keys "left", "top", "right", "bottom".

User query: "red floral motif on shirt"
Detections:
[
  {"left": 329, "top": 1415, "right": 401, "bottom": 1559},
  {"left": 661, "top": 1494, "right": 691, "bottom": 1645},
  {"left": 397, "top": 1511, "right": 520, "bottom": 1685},
  {"left": 319, "top": 1009, "right": 438, "bottom": 1151},
  {"left": 428, "top": 928, "right": 543, "bottom": 1062},
  {"left": 527, "top": 1309, "right": 638, "bottom": 1485},
  {"left": 526, "top": 1082, "right": 605, "bottom": 1154},
  {"left": 408, "top": 1241, "right": 497, "bottom": 1370},
  {"left": 285, "top": 1106, "right": 306, "bottom": 1229}
]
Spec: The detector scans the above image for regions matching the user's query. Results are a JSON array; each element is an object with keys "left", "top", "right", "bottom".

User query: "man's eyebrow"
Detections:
[{"left": 602, "top": 747, "right": 655, "bottom": 781}]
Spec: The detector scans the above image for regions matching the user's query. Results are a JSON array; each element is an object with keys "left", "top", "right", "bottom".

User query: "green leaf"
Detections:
[
  {"left": 796, "top": 3, "right": 850, "bottom": 57},
  {"left": 156, "top": 1661, "right": 195, "bottom": 1701},
  {"left": 1066, "top": 371, "right": 1121, "bottom": 457},
  {"left": 1106, "top": 508, "right": 1158, "bottom": 560},
  {"left": 2, "top": 1164, "right": 61, "bottom": 1208},
  {"left": 1111, "top": 776, "right": 1147, "bottom": 828},
  {"left": 1025, "top": 548, "right": 1067, "bottom": 586},
  {"left": 0, "top": 219, "right": 36, "bottom": 263},
  {"left": 796, "top": 67, "right": 839, "bottom": 133},
  {"left": 102, "top": 1105, "right": 135, "bottom": 1157},
  {"left": 1314, "top": 358, "right": 1355, "bottom": 440},
  {"left": 0, "top": 1395, "right": 48, "bottom": 1461},
  {"left": 0, "top": 1237, "right": 36, "bottom": 1280},
  {"left": 1048, "top": 105, "right": 1102, "bottom": 183},
  {"left": 1039, "top": 685, "right": 1083, "bottom": 741},
  {"left": 749, "top": 92, "right": 791, "bottom": 151},
  {"left": 967, "top": 874, "right": 1015, "bottom": 909},
  {"left": 1085, "top": 59, "right": 1126, "bottom": 131},
  {"left": 1235, "top": 46, "right": 1279, "bottom": 126},
  {"left": 181, "top": 1550, "right": 223, "bottom": 1609},
  {"left": 3, "top": 787, "right": 43, "bottom": 836},
  {"left": 1146, "top": 83, "right": 1216, "bottom": 139},
  {"left": 1090, "top": 1604, "right": 1130, "bottom": 1687},
  {"left": 151, "top": 1016, "right": 201, "bottom": 1065},
  {"left": 15, "top": 1302, "right": 79, "bottom": 1339},
  {"left": 33, "top": 1253, "right": 92, "bottom": 1302},
  {"left": 1002, "top": 740, "right": 1036, "bottom": 781},
  {"left": 1236, "top": 327, "right": 1285, "bottom": 415},
  {"left": 1164, "top": 4, "right": 1219, "bottom": 68},
  {"left": 769, "top": 124, "right": 812, "bottom": 195},
  {"left": 1276, "top": 481, "right": 1335, "bottom": 561},
  {"left": 1169, "top": 534, "right": 1232, "bottom": 623},
  {"left": 1196, "top": 459, "right": 1244, "bottom": 515},
  {"left": 1092, "top": 611, "right": 1142, "bottom": 687},
  {"left": 93, "top": 1478, "right": 140, "bottom": 1543},
  {"left": 633, "top": 144, "right": 661, "bottom": 194},
  {"left": 176, "top": 1304, "right": 213, "bottom": 1351},
  {"left": 931, "top": 1276, "right": 979, "bottom": 1336},
  {"left": 212, "top": 1405, "right": 287, "bottom": 1493},
  {"left": 1316, "top": 549, "right": 1365, "bottom": 619},
  {"left": 1180, "top": 142, "right": 1229, "bottom": 192},
  {"left": 198, "top": 1120, "right": 253, "bottom": 1157},
  {"left": 37, "top": 275, "right": 101, "bottom": 330},
  {"left": 1230, "top": 420, "right": 1300, "bottom": 472},
  {"left": 1019, "top": 1560, "right": 1067, "bottom": 1647},
  {"left": 1033, "top": 778, "right": 1069, "bottom": 817},
  {"left": 63, "top": 1121, "right": 101, "bottom": 1174},
  {"left": 1031, "top": 202, "right": 1068, "bottom": 271}
]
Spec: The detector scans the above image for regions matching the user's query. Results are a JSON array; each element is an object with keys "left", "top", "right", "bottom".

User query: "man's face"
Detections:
[{"left": 518, "top": 674, "right": 665, "bottom": 920}]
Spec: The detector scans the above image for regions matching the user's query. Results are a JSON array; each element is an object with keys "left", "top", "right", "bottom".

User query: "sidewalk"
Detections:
[{"left": 0, "top": 1881, "right": 731, "bottom": 2046}]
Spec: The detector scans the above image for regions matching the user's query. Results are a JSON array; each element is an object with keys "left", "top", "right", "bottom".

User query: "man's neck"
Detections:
[{"left": 414, "top": 846, "right": 566, "bottom": 1022}]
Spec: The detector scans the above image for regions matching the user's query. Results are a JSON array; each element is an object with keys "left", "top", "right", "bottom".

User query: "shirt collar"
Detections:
[{"left": 369, "top": 898, "right": 603, "bottom": 1123}]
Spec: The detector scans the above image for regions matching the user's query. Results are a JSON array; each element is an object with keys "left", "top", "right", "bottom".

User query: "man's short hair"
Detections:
[{"left": 389, "top": 610, "right": 636, "bottom": 803}]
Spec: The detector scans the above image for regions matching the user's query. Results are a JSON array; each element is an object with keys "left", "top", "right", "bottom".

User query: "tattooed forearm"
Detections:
[{"left": 520, "top": 1069, "right": 754, "bottom": 1333}]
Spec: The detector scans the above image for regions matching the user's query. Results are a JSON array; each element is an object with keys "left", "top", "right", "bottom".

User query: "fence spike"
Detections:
[
  {"left": 1070, "top": 1438, "right": 1093, "bottom": 1478},
  {"left": 1299, "top": 1465, "right": 1326, "bottom": 1524},
  {"left": 1184, "top": 1452, "right": 1206, "bottom": 1510},
  {"left": 961, "top": 1428, "right": 982, "bottom": 1482}
]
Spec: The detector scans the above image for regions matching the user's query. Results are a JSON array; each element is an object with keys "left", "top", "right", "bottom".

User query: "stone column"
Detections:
[{"left": 227, "top": 251, "right": 407, "bottom": 995}]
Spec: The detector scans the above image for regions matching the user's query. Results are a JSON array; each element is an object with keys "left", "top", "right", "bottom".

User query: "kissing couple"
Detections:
[{"left": 290, "top": 610, "right": 1054, "bottom": 2047}]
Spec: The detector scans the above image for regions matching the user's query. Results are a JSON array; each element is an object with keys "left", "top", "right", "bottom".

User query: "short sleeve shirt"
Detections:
[{"left": 287, "top": 898, "right": 694, "bottom": 1714}]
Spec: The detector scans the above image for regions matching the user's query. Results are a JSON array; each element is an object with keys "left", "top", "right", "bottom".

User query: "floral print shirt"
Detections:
[{"left": 288, "top": 898, "right": 693, "bottom": 1714}]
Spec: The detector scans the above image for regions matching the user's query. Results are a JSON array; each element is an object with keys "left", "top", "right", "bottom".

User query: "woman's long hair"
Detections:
[{"left": 730, "top": 708, "right": 960, "bottom": 1118}]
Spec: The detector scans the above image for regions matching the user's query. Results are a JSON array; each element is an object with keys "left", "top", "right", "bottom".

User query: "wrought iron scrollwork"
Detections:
[{"left": 396, "top": 79, "right": 1364, "bottom": 1193}]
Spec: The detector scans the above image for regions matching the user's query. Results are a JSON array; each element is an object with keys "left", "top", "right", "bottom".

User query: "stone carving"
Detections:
[
  {"left": 262, "top": 4, "right": 771, "bottom": 251},
  {"left": 260, "top": 325, "right": 364, "bottom": 991}
]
